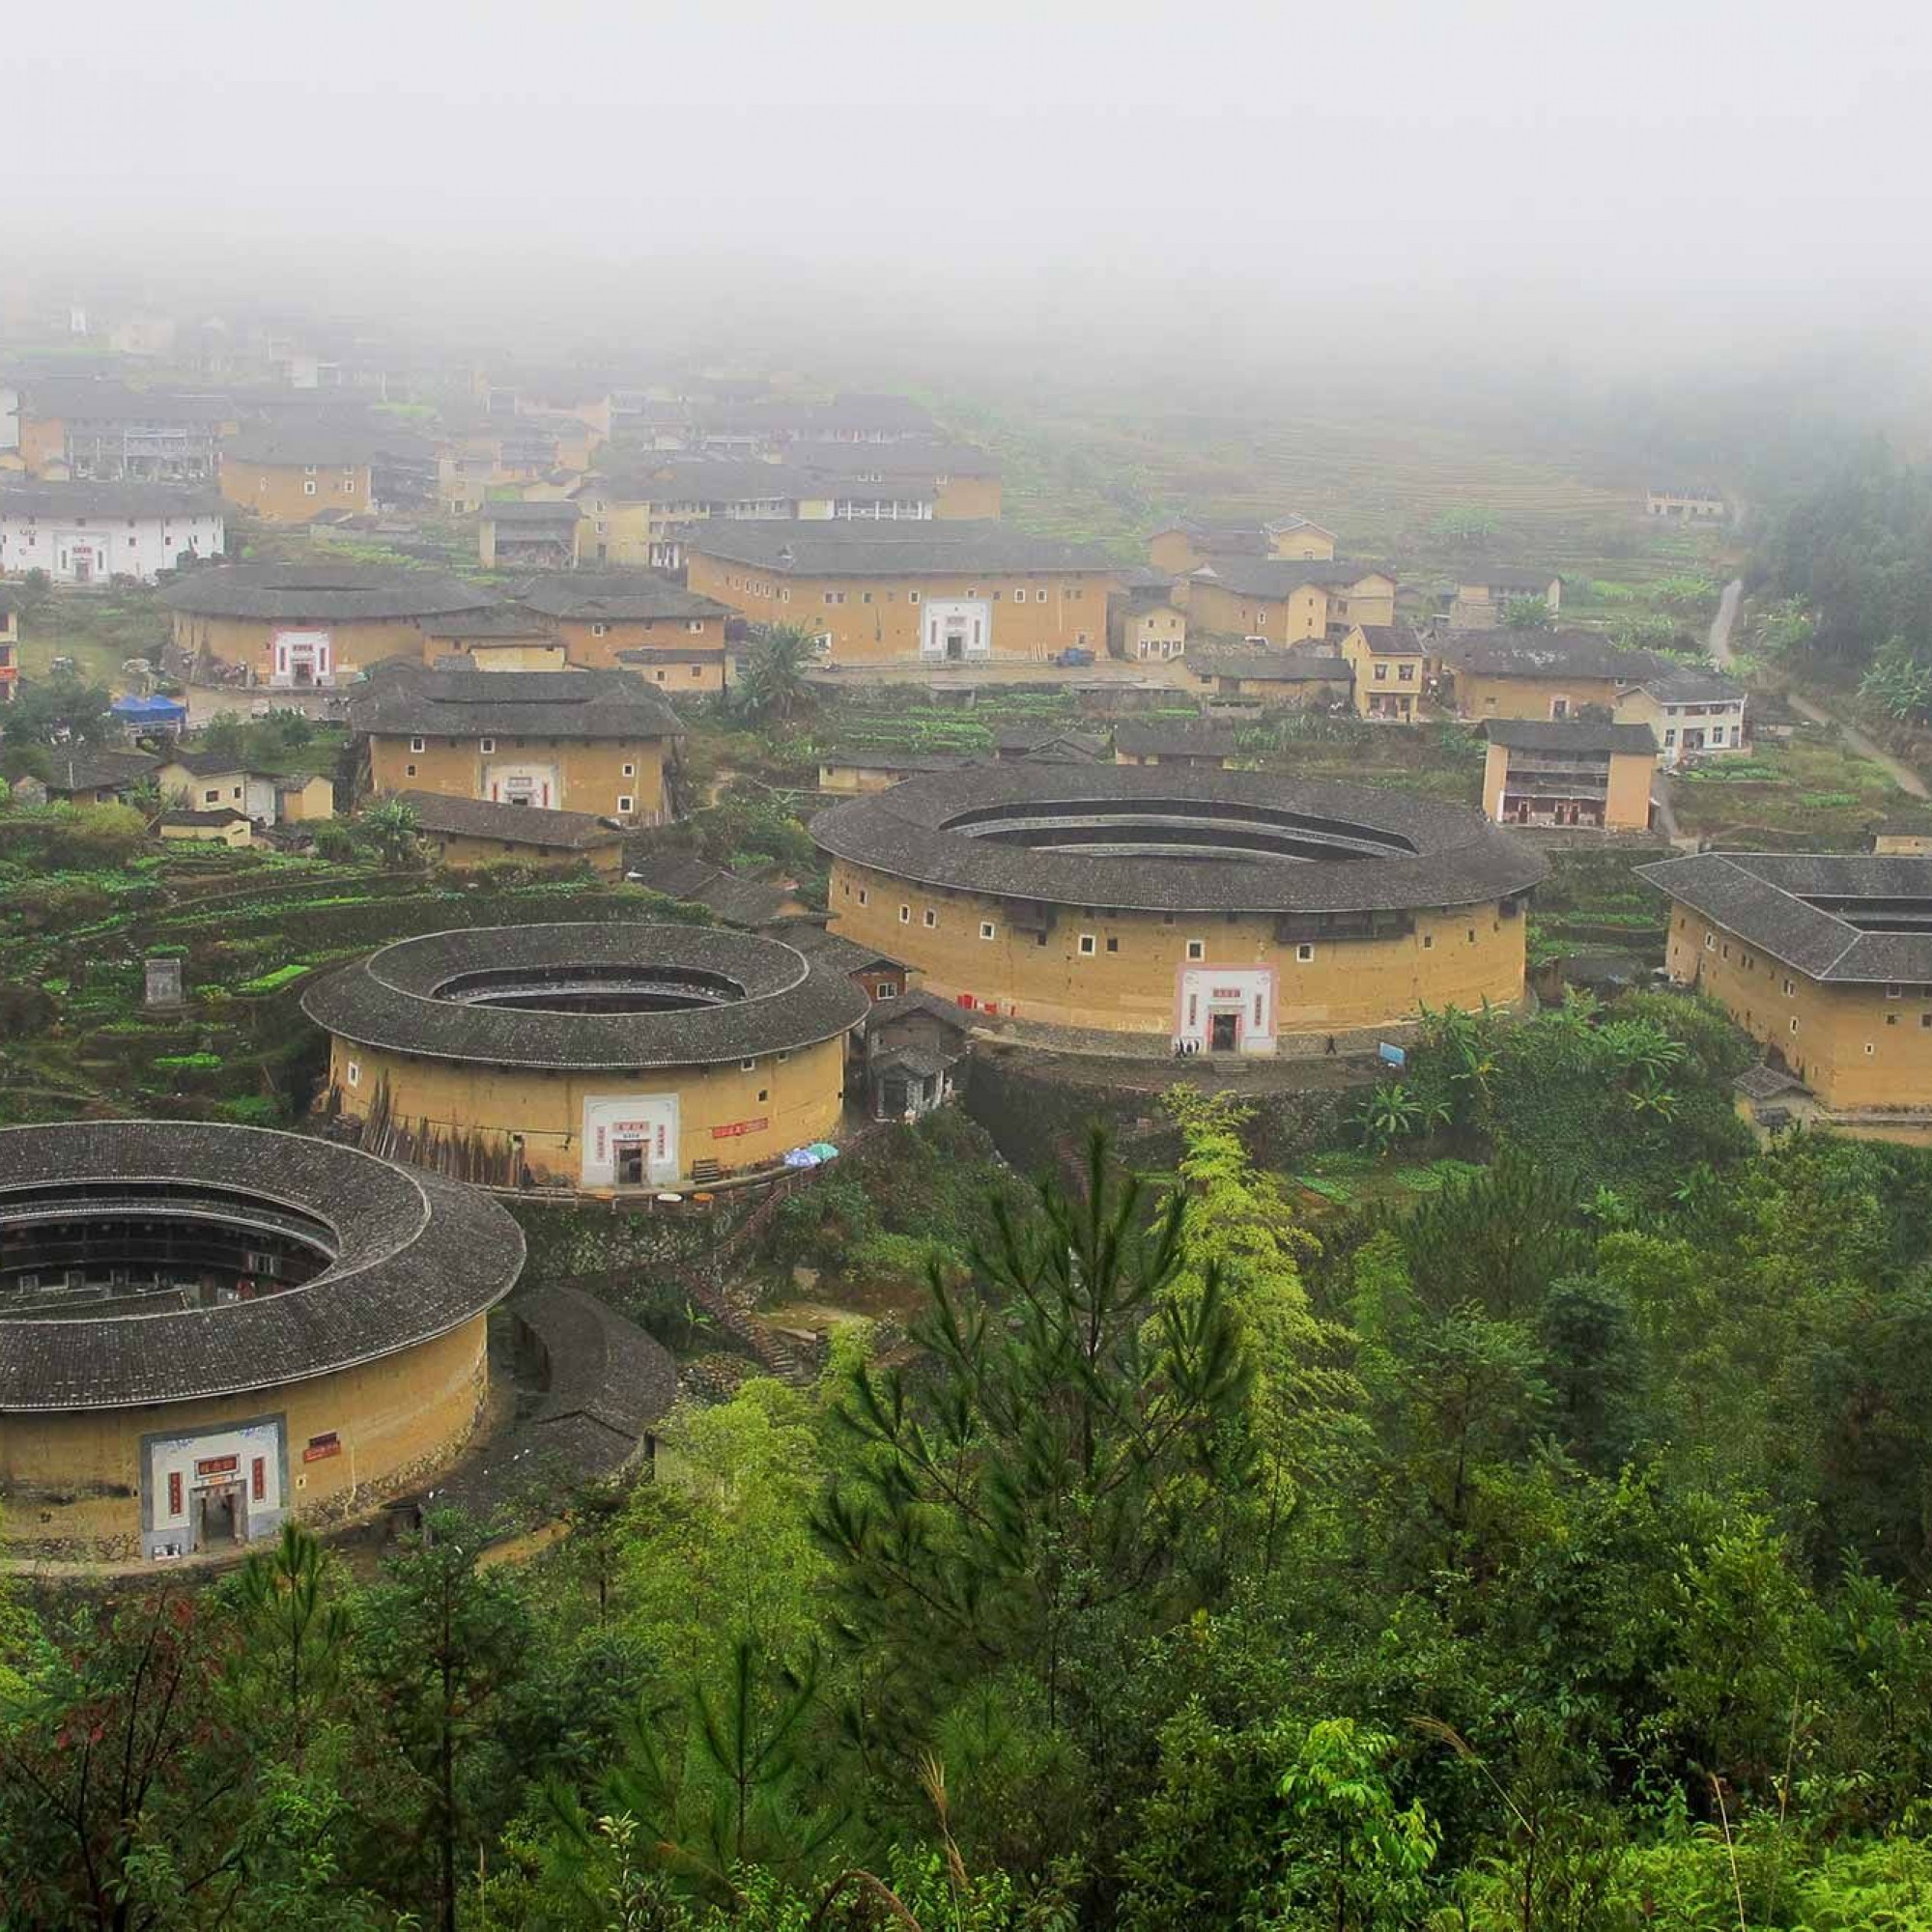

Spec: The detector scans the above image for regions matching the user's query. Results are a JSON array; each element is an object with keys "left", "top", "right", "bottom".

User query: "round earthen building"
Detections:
[
  {"left": 810, "top": 764, "right": 1546, "bottom": 1051},
  {"left": 0, "top": 1121, "right": 524, "bottom": 1561},
  {"left": 303, "top": 923, "right": 868, "bottom": 1189}
]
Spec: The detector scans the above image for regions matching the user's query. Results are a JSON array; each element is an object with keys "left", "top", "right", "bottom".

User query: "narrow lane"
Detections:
[{"left": 1708, "top": 577, "right": 1743, "bottom": 665}]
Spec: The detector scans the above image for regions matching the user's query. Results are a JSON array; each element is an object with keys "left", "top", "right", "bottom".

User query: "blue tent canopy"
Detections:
[{"left": 111, "top": 695, "right": 188, "bottom": 726}]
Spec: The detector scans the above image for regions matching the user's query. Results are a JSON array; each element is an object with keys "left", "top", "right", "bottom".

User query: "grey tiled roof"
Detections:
[
  {"left": 813, "top": 763, "right": 1547, "bottom": 915},
  {"left": 1486, "top": 720, "right": 1659, "bottom": 754},
  {"left": 1113, "top": 721, "right": 1242, "bottom": 757},
  {"left": 161, "top": 807, "right": 248, "bottom": 826},
  {"left": 820, "top": 750, "right": 974, "bottom": 774},
  {"left": 623, "top": 852, "right": 795, "bottom": 925},
  {"left": 687, "top": 519, "right": 1117, "bottom": 576},
  {"left": 1436, "top": 629, "right": 1655, "bottom": 682},
  {"left": 0, "top": 1122, "right": 523, "bottom": 1411},
  {"left": 1189, "top": 558, "right": 1388, "bottom": 598},
  {"left": 1189, "top": 647, "right": 1350, "bottom": 682},
  {"left": 395, "top": 790, "right": 620, "bottom": 850},
  {"left": 1637, "top": 852, "right": 1932, "bottom": 982},
  {"left": 419, "top": 610, "right": 555, "bottom": 639},
  {"left": 45, "top": 749, "right": 161, "bottom": 793},
  {"left": 513, "top": 571, "right": 730, "bottom": 621},
  {"left": 225, "top": 425, "right": 389, "bottom": 466},
  {"left": 158, "top": 561, "right": 499, "bottom": 621},
  {"left": 1462, "top": 568, "right": 1561, "bottom": 592},
  {"left": 1640, "top": 663, "right": 1747, "bottom": 703},
  {"left": 1355, "top": 624, "right": 1425, "bottom": 657},
  {"left": 301, "top": 923, "right": 870, "bottom": 1067},
  {"left": 0, "top": 481, "right": 224, "bottom": 521},
  {"left": 782, "top": 923, "right": 909, "bottom": 975},
  {"left": 480, "top": 499, "right": 580, "bottom": 524},
  {"left": 349, "top": 662, "right": 684, "bottom": 740}
]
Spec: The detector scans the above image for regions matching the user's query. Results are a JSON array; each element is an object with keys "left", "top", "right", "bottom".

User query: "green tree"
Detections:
[
  {"left": 232, "top": 1521, "right": 354, "bottom": 1764},
  {"left": 731, "top": 624, "right": 821, "bottom": 724},
  {"left": 359, "top": 795, "right": 422, "bottom": 868},
  {"left": 1, "top": 673, "right": 122, "bottom": 749},
  {"left": 815, "top": 1128, "right": 1257, "bottom": 1743},
  {"left": 1272, "top": 1719, "right": 1437, "bottom": 1931},
  {"left": 1502, "top": 596, "right": 1553, "bottom": 630},
  {"left": 355, "top": 1510, "right": 530, "bottom": 1932}
]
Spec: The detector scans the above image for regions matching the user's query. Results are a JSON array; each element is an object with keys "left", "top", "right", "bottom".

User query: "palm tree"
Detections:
[
  {"left": 360, "top": 795, "right": 422, "bottom": 868},
  {"left": 732, "top": 625, "right": 821, "bottom": 724}
]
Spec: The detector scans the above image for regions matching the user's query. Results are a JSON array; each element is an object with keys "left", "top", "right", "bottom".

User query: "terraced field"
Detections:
[{"left": 965, "top": 396, "right": 1735, "bottom": 614}]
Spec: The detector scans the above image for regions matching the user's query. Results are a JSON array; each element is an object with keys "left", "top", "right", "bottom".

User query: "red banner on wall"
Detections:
[{"left": 711, "top": 1117, "right": 769, "bottom": 1139}]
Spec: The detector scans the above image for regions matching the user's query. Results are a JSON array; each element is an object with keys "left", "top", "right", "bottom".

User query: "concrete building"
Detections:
[
  {"left": 0, "top": 587, "right": 17, "bottom": 704},
  {"left": 1645, "top": 487, "right": 1728, "bottom": 522},
  {"left": 1641, "top": 852, "right": 1932, "bottom": 1138},
  {"left": 1619, "top": 663, "right": 1748, "bottom": 767},
  {"left": 0, "top": 482, "right": 225, "bottom": 583},
  {"left": 0, "top": 1121, "right": 523, "bottom": 1560},
  {"left": 1341, "top": 624, "right": 1427, "bottom": 720},
  {"left": 687, "top": 522, "right": 1119, "bottom": 666},
  {"left": 304, "top": 924, "right": 868, "bottom": 1189},
  {"left": 1111, "top": 572, "right": 1188, "bottom": 662},
  {"left": 1481, "top": 721, "right": 1657, "bottom": 831},
  {"left": 1448, "top": 569, "right": 1564, "bottom": 630},
  {"left": 6, "top": 379, "right": 233, "bottom": 482},
  {"left": 394, "top": 790, "right": 626, "bottom": 875},
  {"left": 350, "top": 661, "right": 684, "bottom": 823},
  {"left": 1180, "top": 558, "right": 1397, "bottom": 645},
  {"left": 812, "top": 764, "right": 1545, "bottom": 1054},
  {"left": 159, "top": 562, "right": 501, "bottom": 689}
]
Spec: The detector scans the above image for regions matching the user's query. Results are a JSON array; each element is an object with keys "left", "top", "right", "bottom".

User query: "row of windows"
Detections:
[
  {"left": 403, "top": 738, "right": 642, "bottom": 766},
  {"left": 721, "top": 574, "right": 1088, "bottom": 606},
  {"left": 852, "top": 882, "right": 1483, "bottom": 957}
]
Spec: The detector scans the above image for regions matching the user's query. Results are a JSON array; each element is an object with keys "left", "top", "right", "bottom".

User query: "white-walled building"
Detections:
[{"left": 0, "top": 483, "right": 225, "bottom": 584}]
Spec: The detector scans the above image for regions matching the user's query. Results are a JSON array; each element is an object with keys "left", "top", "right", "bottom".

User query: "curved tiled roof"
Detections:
[
  {"left": 812, "top": 764, "right": 1546, "bottom": 915},
  {"left": 0, "top": 1122, "right": 523, "bottom": 1412},
  {"left": 513, "top": 571, "right": 730, "bottom": 621},
  {"left": 302, "top": 923, "right": 870, "bottom": 1067},
  {"left": 157, "top": 562, "right": 500, "bottom": 622}
]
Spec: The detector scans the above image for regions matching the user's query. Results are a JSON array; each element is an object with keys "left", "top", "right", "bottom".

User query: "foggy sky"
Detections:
[{"left": 10, "top": 0, "right": 1932, "bottom": 380}]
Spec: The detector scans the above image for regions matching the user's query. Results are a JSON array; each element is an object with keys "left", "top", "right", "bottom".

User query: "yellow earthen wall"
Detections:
[
  {"left": 826, "top": 859, "right": 1525, "bottom": 1036},
  {"left": 171, "top": 610, "right": 433, "bottom": 680},
  {"left": 220, "top": 458, "right": 372, "bottom": 524},
  {"left": 685, "top": 554, "right": 1115, "bottom": 663},
  {"left": 552, "top": 614, "right": 727, "bottom": 670},
  {"left": 367, "top": 732, "right": 668, "bottom": 820},
  {"left": 1182, "top": 579, "right": 1329, "bottom": 644},
  {"left": 326, "top": 1035, "right": 847, "bottom": 1184},
  {"left": 936, "top": 476, "right": 1002, "bottom": 518},
  {"left": 1451, "top": 670, "right": 1626, "bottom": 723},
  {"left": 0, "top": 1316, "right": 489, "bottom": 1557},
  {"left": 1665, "top": 907, "right": 1932, "bottom": 1112}
]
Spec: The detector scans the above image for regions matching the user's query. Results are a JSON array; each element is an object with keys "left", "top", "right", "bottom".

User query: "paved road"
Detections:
[{"left": 1708, "top": 577, "right": 1743, "bottom": 665}]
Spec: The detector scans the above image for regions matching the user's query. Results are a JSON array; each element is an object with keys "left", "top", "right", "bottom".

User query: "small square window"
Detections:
[
  {"left": 898, "top": 904, "right": 911, "bottom": 923},
  {"left": 1705, "top": 933, "right": 1716, "bottom": 951},
  {"left": 1296, "top": 943, "right": 1315, "bottom": 963},
  {"left": 1888, "top": 983, "right": 1903, "bottom": 999},
  {"left": 1783, "top": 979, "right": 1795, "bottom": 996},
  {"left": 1866, "top": 1043, "right": 1876, "bottom": 1056},
  {"left": 909, "top": 590, "right": 921, "bottom": 604},
  {"left": 622, "top": 763, "right": 636, "bottom": 778},
  {"left": 858, "top": 889, "right": 868, "bottom": 906},
  {"left": 617, "top": 795, "right": 635, "bottom": 813},
  {"left": 405, "top": 763, "right": 417, "bottom": 777},
  {"left": 1078, "top": 933, "right": 1096, "bottom": 955},
  {"left": 1422, "top": 933, "right": 1434, "bottom": 950},
  {"left": 480, "top": 738, "right": 495, "bottom": 753},
  {"left": 1888, "top": 1013, "right": 1899, "bottom": 1026},
  {"left": 777, "top": 1050, "right": 789, "bottom": 1063},
  {"left": 876, "top": 982, "right": 898, "bottom": 998},
  {"left": 741, "top": 1058, "right": 756, "bottom": 1071},
  {"left": 1186, "top": 939, "right": 1205, "bottom": 961},
  {"left": 590, "top": 622, "right": 608, "bottom": 637},
  {"left": 1920, "top": 1014, "right": 1930, "bottom": 1029},
  {"left": 1467, "top": 929, "right": 1477, "bottom": 944},
  {"left": 758, "top": 1088, "right": 769, "bottom": 1101},
  {"left": 346, "top": 1060, "right": 361, "bottom": 1088},
  {"left": 980, "top": 921, "right": 997, "bottom": 940},
  {"left": 1105, "top": 936, "right": 1119, "bottom": 953},
  {"left": 923, "top": 908, "right": 937, "bottom": 927}
]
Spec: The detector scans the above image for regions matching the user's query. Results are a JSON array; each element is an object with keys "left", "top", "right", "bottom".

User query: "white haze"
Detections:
[{"left": 7, "top": 0, "right": 1932, "bottom": 387}]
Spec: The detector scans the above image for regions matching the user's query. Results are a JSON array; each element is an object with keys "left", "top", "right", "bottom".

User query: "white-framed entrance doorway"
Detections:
[
  {"left": 582, "top": 1093, "right": 680, "bottom": 1187},
  {"left": 1175, "top": 965, "right": 1277, "bottom": 1055}
]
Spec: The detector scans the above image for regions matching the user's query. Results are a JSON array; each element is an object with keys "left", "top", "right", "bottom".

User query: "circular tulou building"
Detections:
[
  {"left": 0, "top": 1122, "right": 524, "bottom": 1561},
  {"left": 811, "top": 764, "right": 1547, "bottom": 1052},
  {"left": 302, "top": 923, "right": 869, "bottom": 1190},
  {"left": 159, "top": 560, "right": 501, "bottom": 689}
]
